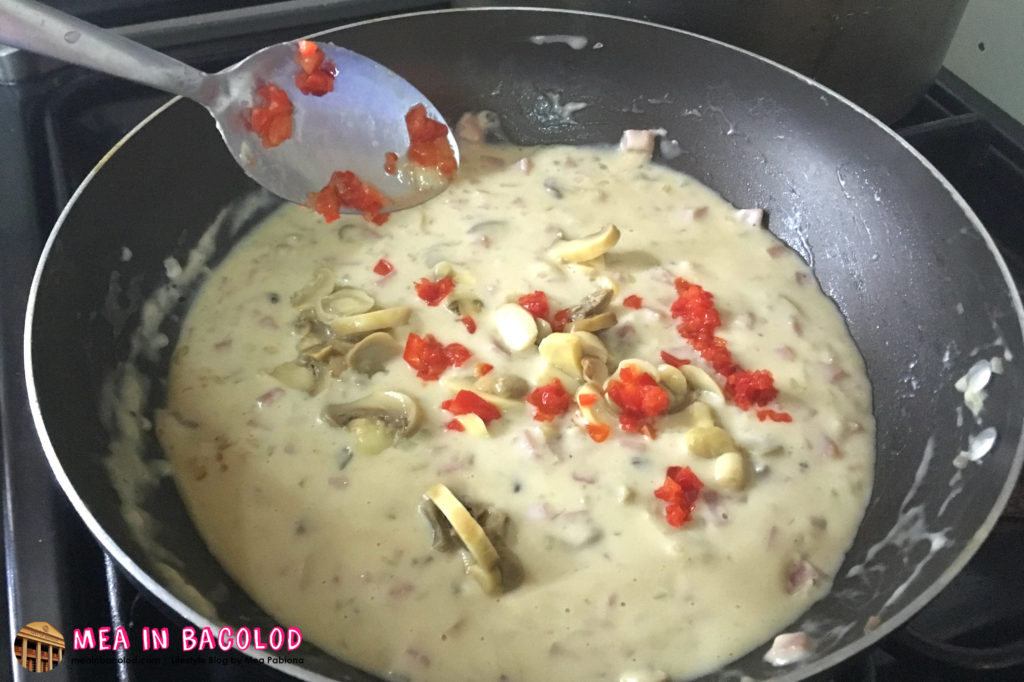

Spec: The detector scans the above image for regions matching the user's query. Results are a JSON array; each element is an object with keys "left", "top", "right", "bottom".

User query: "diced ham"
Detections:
[
  {"left": 774, "top": 345, "right": 796, "bottom": 361},
  {"left": 763, "top": 631, "right": 814, "bottom": 666},
  {"left": 785, "top": 557, "right": 823, "bottom": 594},
  {"left": 454, "top": 112, "right": 485, "bottom": 143},
  {"left": 736, "top": 208, "right": 764, "bottom": 227},
  {"left": 681, "top": 206, "right": 708, "bottom": 221},
  {"left": 256, "top": 387, "right": 284, "bottom": 407},
  {"left": 619, "top": 129, "right": 658, "bottom": 158}
]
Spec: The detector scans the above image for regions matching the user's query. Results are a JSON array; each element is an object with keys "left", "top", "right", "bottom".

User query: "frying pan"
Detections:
[{"left": 24, "top": 8, "right": 1024, "bottom": 681}]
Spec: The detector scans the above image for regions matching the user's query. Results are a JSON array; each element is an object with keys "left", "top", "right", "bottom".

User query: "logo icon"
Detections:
[{"left": 13, "top": 622, "right": 65, "bottom": 672}]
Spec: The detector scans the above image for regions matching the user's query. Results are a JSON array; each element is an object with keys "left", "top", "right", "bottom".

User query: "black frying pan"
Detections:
[{"left": 25, "top": 9, "right": 1024, "bottom": 681}]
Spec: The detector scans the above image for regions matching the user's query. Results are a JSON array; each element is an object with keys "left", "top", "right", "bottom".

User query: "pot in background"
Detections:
[{"left": 456, "top": 0, "right": 970, "bottom": 122}]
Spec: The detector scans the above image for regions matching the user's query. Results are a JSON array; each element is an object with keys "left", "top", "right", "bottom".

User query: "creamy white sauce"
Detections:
[{"left": 156, "top": 141, "right": 874, "bottom": 681}]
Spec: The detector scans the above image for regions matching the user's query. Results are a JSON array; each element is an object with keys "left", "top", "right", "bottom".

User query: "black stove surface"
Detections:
[{"left": 2, "top": 7, "right": 1024, "bottom": 681}]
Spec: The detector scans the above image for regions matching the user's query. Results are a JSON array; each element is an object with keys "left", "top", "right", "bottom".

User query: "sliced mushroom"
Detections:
[
  {"left": 657, "top": 364, "right": 689, "bottom": 411},
  {"left": 419, "top": 498, "right": 455, "bottom": 551},
  {"left": 454, "top": 413, "right": 490, "bottom": 437},
  {"left": 330, "top": 306, "right": 411, "bottom": 337},
  {"left": 568, "top": 287, "right": 614, "bottom": 320},
  {"left": 567, "top": 311, "right": 617, "bottom": 333},
  {"left": 493, "top": 303, "right": 538, "bottom": 351},
  {"left": 538, "top": 332, "right": 583, "bottom": 377},
  {"left": 290, "top": 268, "right": 335, "bottom": 308},
  {"left": 423, "top": 484, "right": 503, "bottom": 595},
  {"left": 268, "top": 360, "right": 322, "bottom": 394},
  {"left": 433, "top": 260, "right": 456, "bottom": 278},
  {"left": 714, "top": 451, "right": 748, "bottom": 490},
  {"left": 547, "top": 224, "right": 621, "bottom": 263},
  {"left": 440, "top": 375, "right": 524, "bottom": 409},
  {"left": 300, "top": 342, "right": 337, "bottom": 363},
  {"left": 575, "top": 384, "right": 617, "bottom": 426},
  {"left": 573, "top": 330, "right": 610, "bottom": 363},
  {"left": 345, "top": 417, "right": 396, "bottom": 455},
  {"left": 681, "top": 364, "right": 725, "bottom": 399},
  {"left": 323, "top": 391, "right": 422, "bottom": 454},
  {"left": 581, "top": 356, "right": 609, "bottom": 385},
  {"left": 685, "top": 425, "right": 737, "bottom": 459},
  {"left": 679, "top": 401, "right": 716, "bottom": 429},
  {"left": 321, "top": 287, "right": 375, "bottom": 317},
  {"left": 346, "top": 332, "right": 401, "bottom": 375},
  {"left": 473, "top": 372, "right": 530, "bottom": 400},
  {"left": 447, "top": 295, "right": 484, "bottom": 317}
]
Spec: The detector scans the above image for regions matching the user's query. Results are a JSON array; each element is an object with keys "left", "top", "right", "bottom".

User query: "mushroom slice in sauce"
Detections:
[
  {"left": 323, "top": 391, "right": 422, "bottom": 454},
  {"left": 473, "top": 372, "right": 530, "bottom": 400},
  {"left": 422, "top": 484, "right": 503, "bottom": 595},
  {"left": 447, "top": 295, "right": 484, "bottom": 317},
  {"left": 345, "top": 331, "right": 401, "bottom": 375},
  {"left": 290, "top": 267, "right": 335, "bottom": 308},
  {"left": 573, "top": 330, "right": 610, "bottom": 363},
  {"left": 569, "top": 286, "right": 614, "bottom": 320},
  {"left": 680, "top": 364, "right": 725, "bottom": 399},
  {"left": 547, "top": 224, "right": 621, "bottom": 263},
  {"left": 440, "top": 375, "right": 524, "bottom": 409},
  {"left": 657, "top": 364, "right": 689, "bottom": 411},
  {"left": 329, "top": 306, "right": 411, "bottom": 337},
  {"left": 538, "top": 332, "right": 583, "bottom": 377},
  {"left": 567, "top": 311, "right": 617, "bottom": 334},
  {"left": 268, "top": 360, "right": 323, "bottom": 394},
  {"left": 321, "top": 287, "right": 375, "bottom": 317}
]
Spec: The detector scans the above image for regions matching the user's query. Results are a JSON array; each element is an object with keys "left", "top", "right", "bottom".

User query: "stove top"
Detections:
[{"left": 2, "top": 5, "right": 1023, "bottom": 681}]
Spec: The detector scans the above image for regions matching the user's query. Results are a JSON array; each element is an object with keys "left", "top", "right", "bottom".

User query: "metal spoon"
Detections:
[{"left": 0, "top": 0, "right": 458, "bottom": 213}]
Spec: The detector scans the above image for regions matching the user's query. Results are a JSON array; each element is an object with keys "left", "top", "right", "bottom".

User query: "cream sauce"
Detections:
[{"left": 156, "top": 140, "right": 874, "bottom": 681}]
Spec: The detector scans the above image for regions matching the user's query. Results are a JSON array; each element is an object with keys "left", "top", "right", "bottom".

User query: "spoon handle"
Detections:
[{"left": 0, "top": 0, "right": 210, "bottom": 102}]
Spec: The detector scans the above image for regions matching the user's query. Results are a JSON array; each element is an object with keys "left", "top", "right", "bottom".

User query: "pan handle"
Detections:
[{"left": 0, "top": 0, "right": 208, "bottom": 100}]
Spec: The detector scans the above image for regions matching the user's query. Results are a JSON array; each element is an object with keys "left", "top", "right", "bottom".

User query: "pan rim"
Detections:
[{"left": 23, "top": 6, "right": 1024, "bottom": 681}]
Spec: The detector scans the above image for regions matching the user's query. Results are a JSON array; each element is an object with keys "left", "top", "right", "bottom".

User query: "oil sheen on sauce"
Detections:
[{"left": 156, "top": 139, "right": 875, "bottom": 681}]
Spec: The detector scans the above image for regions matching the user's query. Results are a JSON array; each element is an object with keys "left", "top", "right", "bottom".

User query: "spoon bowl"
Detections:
[
  {"left": 0, "top": 0, "right": 458, "bottom": 213},
  {"left": 210, "top": 40, "right": 458, "bottom": 208}
]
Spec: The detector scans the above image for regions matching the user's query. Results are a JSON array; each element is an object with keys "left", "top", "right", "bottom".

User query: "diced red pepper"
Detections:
[
  {"left": 660, "top": 350, "right": 690, "bottom": 368},
  {"left": 623, "top": 294, "right": 643, "bottom": 309},
  {"left": 459, "top": 316, "right": 477, "bottom": 334},
  {"left": 443, "top": 342, "right": 471, "bottom": 368},
  {"left": 384, "top": 151, "right": 399, "bottom": 175},
  {"left": 475, "top": 362, "right": 493, "bottom": 377},
  {"left": 517, "top": 291, "right": 550, "bottom": 320},
  {"left": 307, "top": 171, "right": 389, "bottom": 225},
  {"left": 757, "top": 409, "right": 793, "bottom": 423},
  {"left": 605, "top": 366, "right": 670, "bottom": 435},
  {"left": 373, "top": 258, "right": 394, "bottom": 276},
  {"left": 578, "top": 393, "right": 598, "bottom": 407},
  {"left": 526, "top": 378, "right": 572, "bottom": 422},
  {"left": 586, "top": 422, "right": 611, "bottom": 443},
  {"left": 405, "top": 103, "right": 457, "bottom": 178},
  {"left": 726, "top": 369, "right": 778, "bottom": 410},
  {"left": 294, "top": 40, "right": 336, "bottom": 96},
  {"left": 445, "top": 419, "right": 465, "bottom": 432},
  {"left": 442, "top": 390, "right": 502, "bottom": 424},
  {"left": 247, "top": 83, "right": 293, "bottom": 148},
  {"left": 402, "top": 333, "right": 470, "bottom": 381},
  {"left": 414, "top": 276, "right": 455, "bottom": 306},
  {"left": 654, "top": 466, "right": 704, "bottom": 527},
  {"left": 550, "top": 307, "right": 572, "bottom": 333},
  {"left": 671, "top": 278, "right": 721, "bottom": 350},
  {"left": 669, "top": 277, "right": 782, "bottom": 415}
]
